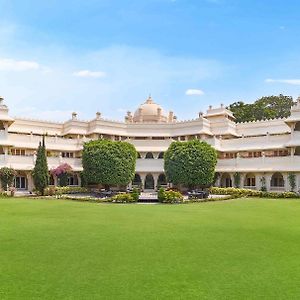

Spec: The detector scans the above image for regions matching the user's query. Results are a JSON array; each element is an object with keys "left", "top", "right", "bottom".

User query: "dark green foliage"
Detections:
[
  {"left": 131, "top": 188, "right": 140, "bottom": 202},
  {"left": 58, "top": 173, "right": 68, "bottom": 187},
  {"left": 164, "top": 140, "right": 217, "bottom": 189},
  {"left": 260, "top": 176, "right": 267, "bottom": 192},
  {"left": 288, "top": 173, "right": 296, "bottom": 192},
  {"left": 32, "top": 136, "right": 49, "bottom": 195},
  {"left": 228, "top": 94, "right": 295, "bottom": 123},
  {"left": 158, "top": 187, "right": 166, "bottom": 202},
  {"left": 82, "top": 140, "right": 137, "bottom": 187},
  {"left": 0, "top": 167, "right": 17, "bottom": 190},
  {"left": 233, "top": 172, "right": 241, "bottom": 188}
]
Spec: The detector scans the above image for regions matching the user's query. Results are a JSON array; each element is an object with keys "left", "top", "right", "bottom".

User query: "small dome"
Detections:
[{"left": 133, "top": 96, "right": 167, "bottom": 123}]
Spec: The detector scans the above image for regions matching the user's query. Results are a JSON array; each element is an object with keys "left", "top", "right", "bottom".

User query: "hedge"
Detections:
[{"left": 210, "top": 187, "right": 299, "bottom": 199}]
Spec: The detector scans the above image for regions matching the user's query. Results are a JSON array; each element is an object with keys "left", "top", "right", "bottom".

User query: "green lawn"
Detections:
[{"left": 1, "top": 198, "right": 300, "bottom": 299}]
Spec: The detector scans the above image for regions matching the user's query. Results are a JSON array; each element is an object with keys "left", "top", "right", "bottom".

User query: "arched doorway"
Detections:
[
  {"left": 145, "top": 152, "right": 154, "bottom": 159},
  {"left": 132, "top": 174, "right": 142, "bottom": 187},
  {"left": 271, "top": 172, "right": 284, "bottom": 189},
  {"left": 244, "top": 173, "right": 256, "bottom": 188},
  {"left": 144, "top": 174, "right": 154, "bottom": 190},
  {"left": 220, "top": 173, "right": 232, "bottom": 187},
  {"left": 157, "top": 173, "right": 167, "bottom": 188}
]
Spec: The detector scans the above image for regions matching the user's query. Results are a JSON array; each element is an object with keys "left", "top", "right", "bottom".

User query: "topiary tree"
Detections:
[
  {"left": 233, "top": 172, "right": 241, "bottom": 188},
  {"left": 32, "top": 136, "right": 49, "bottom": 195},
  {"left": 164, "top": 140, "right": 217, "bottom": 190},
  {"left": 0, "top": 167, "right": 17, "bottom": 190},
  {"left": 288, "top": 173, "right": 296, "bottom": 192},
  {"left": 82, "top": 140, "right": 137, "bottom": 189}
]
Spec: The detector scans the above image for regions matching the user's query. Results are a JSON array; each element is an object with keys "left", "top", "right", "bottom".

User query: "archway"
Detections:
[
  {"left": 144, "top": 174, "right": 155, "bottom": 190},
  {"left": 295, "top": 122, "right": 300, "bottom": 131},
  {"left": 244, "top": 173, "right": 256, "bottom": 187},
  {"left": 271, "top": 172, "right": 284, "bottom": 188},
  {"left": 158, "top": 152, "right": 164, "bottom": 159},
  {"left": 145, "top": 152, "right": 154, "bottom": 159},
  {"left": 157, "top": 173, "right": 167, "bottom": 187},
  {"left": 68, "top": 174, "right": 79, "bottom": 186},
  {"left": 295, "top": 147, "right": 300, "bottom": 156},
  {"left": 132, "top": 174, "right": 142, "bottom": 187},
  {"left": 220, "top": 173, "right": 232, "bottom": 187}
]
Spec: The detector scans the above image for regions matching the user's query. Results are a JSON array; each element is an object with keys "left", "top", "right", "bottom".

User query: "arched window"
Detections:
[
  {"left": 158, "top": 152, "right": 164, "bottom": 159},
  {"left": 157, "top": 173, "right": 167, "bottom": 187},
  {"left": 271, "top": 172, "right": 284, "bottom": 187},
  {"left": 220, "top": 173, "right": 232, "bottom": 187},
  {"left": 132, "top": 174, "right": 142, "bottom": 187},
  {"left": 145, "top": 152, "right": 154, "bottom": 159},
  {"left": 244, "top": 173, "right": 256, "bottom": 187},
  {"left": 144, "top": 174, "right": 155, "bottom": 189}
]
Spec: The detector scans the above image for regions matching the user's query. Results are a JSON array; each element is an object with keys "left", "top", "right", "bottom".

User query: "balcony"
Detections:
[
  {"left": 0, "top": 155, "right": 83, "bottom": 171},
  {"left": 217, "top": 155, "right": 300, "bottom": 172}
]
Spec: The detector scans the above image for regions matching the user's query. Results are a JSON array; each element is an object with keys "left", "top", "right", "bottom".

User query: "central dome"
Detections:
[{"left": 133, "top": 96, "right": 167, "bottom": 123}]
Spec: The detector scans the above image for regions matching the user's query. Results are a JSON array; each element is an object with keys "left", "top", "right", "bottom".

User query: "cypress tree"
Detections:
[{"left": 32, "top": 135, "right": 49, "bottom": 195}]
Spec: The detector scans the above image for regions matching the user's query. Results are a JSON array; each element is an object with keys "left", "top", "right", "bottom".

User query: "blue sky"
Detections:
[{"left": 0, "top": 0, "right": 300, "bottom": 121}]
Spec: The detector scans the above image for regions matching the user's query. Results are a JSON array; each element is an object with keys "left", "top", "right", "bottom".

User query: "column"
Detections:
[{"left": 153, "top": 174, "right": 159, "bottom": 191}]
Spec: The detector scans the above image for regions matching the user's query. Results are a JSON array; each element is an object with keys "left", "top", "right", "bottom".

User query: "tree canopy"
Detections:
[
  {"left": 164, "top": 140, "right": 217, "bottom": 189},
  {"left": 82, "top": 140, "right": 137, "bottom": 187},
  {"left": 228, "top": 94, "right": 294, "bottom": 123},
  {"left": 32, "top": 136, "right": 49, "bottom": 195}
]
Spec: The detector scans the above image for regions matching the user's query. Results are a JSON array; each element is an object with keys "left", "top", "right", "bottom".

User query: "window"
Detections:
[
  {"left": 11, "top": 148, "right": 26, "bottom": 156},
  {"left": 68, "top": 175, "right": 78, "bottom": 186},
  {"left": 62, "top": 152, "right": 74, "bottom": 158},
  {"left": 14, "top": 176, "right": 27, "bottom": 189}
]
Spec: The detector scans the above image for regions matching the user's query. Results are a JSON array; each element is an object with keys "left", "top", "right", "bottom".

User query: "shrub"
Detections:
[
  {"left": 288, "top": 173, "right": 296, "bottom": 192},
  {"left": 158, "top": 187, "right": 166, "bottom": 202},
  {"left": 108, "top": 193, "right": 135, "bottom": 203},
  {"left": 233, "top": 172, "right": 241, "bottom": 188},
  {"left": 160, "top": 189, "right": 183, "bottom": 203},
  {"left": 210, "top": 187, "right": 299, "bottom": 199},
  {"left": 131, "top": 188, "right": 140, "bottom": 202},
  {"left": 0, "top": 167, "right": 17, "bottom": 191},
  {"left": 43, "top": 186, "right": 88, "bottom": 196}
]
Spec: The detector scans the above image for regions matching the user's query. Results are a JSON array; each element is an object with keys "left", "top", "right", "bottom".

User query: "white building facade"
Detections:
[{"left": 1, "top": 95, "right": 300, "bottom": 192}]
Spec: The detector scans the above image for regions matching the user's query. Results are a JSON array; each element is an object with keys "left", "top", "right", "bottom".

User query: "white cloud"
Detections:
[
  {"left": 72, "top": 70, "right": 106, "bottom": 78},
  {"left": 185, "top": 89, "right": 205, "bottom": 96},
  {"left": 0, "top": 58, "right": 40, "bottom": 71},
  {"left": 265, "top": 78, "right": 300, "bottom": 85}
]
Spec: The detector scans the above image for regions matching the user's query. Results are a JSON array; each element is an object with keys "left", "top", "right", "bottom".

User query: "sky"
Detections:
[{"left": 0, "top": 0, "right": 300, "bottom": 121}]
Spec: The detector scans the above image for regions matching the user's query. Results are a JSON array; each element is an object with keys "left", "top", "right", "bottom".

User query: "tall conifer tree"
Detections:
[{"left": 33, "top": 135, "right": 49, "bottom": 195}]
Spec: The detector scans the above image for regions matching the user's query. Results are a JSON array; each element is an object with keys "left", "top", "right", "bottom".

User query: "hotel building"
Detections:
[{"left": 1, "top": 95, "right": 300, "bottom": 192}]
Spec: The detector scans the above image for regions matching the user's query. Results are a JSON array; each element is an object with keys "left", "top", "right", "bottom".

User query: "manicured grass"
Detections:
[{"left": 1, "top": 198, "right": 300, "bottom": 299}]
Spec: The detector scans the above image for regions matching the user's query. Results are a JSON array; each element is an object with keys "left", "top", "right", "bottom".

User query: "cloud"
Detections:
[
  {"left": 72, "top": 70, "right": 106, "bottom": 78},
  {"left": 0, "top": 58, "right": 40, "bottom": 71},
  {"left": 185, "top": 89, "right": 205, "bottom": 96},
  {"left": 265, "top": 78, "right": 300, "bottom": 85}
]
